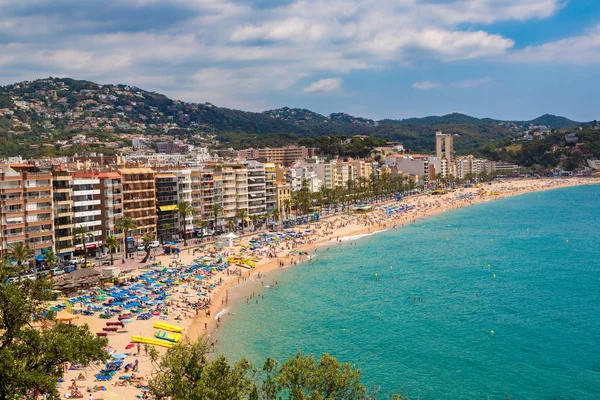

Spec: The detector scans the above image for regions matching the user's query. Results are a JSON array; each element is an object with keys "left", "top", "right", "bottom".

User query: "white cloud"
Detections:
[
  {"left": 0, "top": 0, "right": 568, "bottom": 108},
  {"left": 449, "top": 76, "right": 491, "bottom": 88},
  {"left": 412, "top": 81, "right": 440, "bottom": 90},
  {"left": 304, "top": 78, "right": 343, "bottom": 92},
  {"left": 413, "top": 77, "right": 491, "bottom": 89},
  {"left": 509, "top": 24, "right": 600, "bottom": 64}
]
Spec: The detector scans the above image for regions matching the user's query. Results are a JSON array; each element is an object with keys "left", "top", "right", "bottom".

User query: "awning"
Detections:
[
  {"left": 159, "top": 205, "right": 178, "bottom": 212},
  {"left": 127, "top": 237, "right": 134, "bottom": 242},
  {"left": 57, "top": 251, "right": 73, "bottom": 256},
  {"left": 35, "top": 255, "right": 45, "bottom": 262},
  {"left": 86, "top": 243, "right": 97, "bottom": 249},
  {"left": 186, "top": 230, "right": 195, "bottom": 233}
]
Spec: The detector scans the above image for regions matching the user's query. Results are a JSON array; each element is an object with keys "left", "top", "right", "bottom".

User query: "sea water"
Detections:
[{"left": 216, "top": 185, "right": 600, "bottom": 399}]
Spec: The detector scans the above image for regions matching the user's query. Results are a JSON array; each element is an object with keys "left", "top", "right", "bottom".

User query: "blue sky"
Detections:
[{"left": 0, "top": 0, "right": 599, "bottom": 121}]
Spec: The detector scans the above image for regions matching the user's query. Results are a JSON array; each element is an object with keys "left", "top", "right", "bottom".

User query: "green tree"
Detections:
[
  {"left": 149, "top": 340, "right": 256, "bottom": 400},
  {"left": 73, "top": 226, "right": 92, "bottom": 266},
  {"left": 115, "top": 216, "right": 137, "bottom": 256},
  {"left": 235, "top": 208, "right": 248, "bottom": 230},
  {"left": 9, "top": 242, "right": 32, "bottom": 273},
  {"left": 43, "top": 250, "right": 58, "bottom": 269},
  {"left": 104, "top": 235, "right": 119, "bottom": 266},
  {"left": 141, "top": 233, "right": 154, "bottom": 263},
  {"left": 148, "top": 340, "right": 403, "bottom": 400},
  {"left": 177, "top": 201, "right": 194, "bottom": 247},
  {"left": 211, "top": 204, "right": 223, "bottom": 233},
  {"left": 0, "top": 257, "right": 108, "bottom": 400}
]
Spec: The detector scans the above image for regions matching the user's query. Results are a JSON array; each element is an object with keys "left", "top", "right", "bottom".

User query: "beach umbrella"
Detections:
[
  {"left": 120, "top": 319, "right": 133, "bottom": 323},
  {"left": 125, "top": 344, "right": 136, "bottom": 350}
]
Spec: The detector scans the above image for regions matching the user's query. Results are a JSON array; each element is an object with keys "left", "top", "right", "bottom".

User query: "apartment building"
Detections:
[
  {"left": 0, "top": 164, "right": 54, "bottom": 260},
  {"left": 234, "top": 165, "right": 249, "bottom": 217},
  {"left": 334, "top": 162, "right": 356, "bottom": 188},
  {"left": 52, "top": 173, "right": 74, "bottom": 261},
  {"left": 170, "top": 169, "right": 193, "bottom": 235},
  {"left": 275, "top": 182, "right": 291, "bottom": 219},
  {"left": 96, "top": 172, "right": 124, "bottom": 247},
  {"left": 264, "top": 163, "right": 277, "bottom": 212},
  {"left": 71, "top": 174, "right": 103, "bottom": 257},
  {"left": 243, "top": 160, "right": 266, "bottom": 216},
  {"left": 190, "top": 168, "right": 214, "bottom": 229},
  {"left": 251, "top": 145, "right": 313, "bottom": 165},
  {"left": 119, "top": 168, "right": 157, "bottom": 240},
  {"left": 155, "top": 173, "right": 178, "bottom": 243}
]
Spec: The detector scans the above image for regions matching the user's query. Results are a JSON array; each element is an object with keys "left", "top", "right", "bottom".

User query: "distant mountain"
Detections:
[
  {"left": 526, "top": 114, "right": 579, "bottom": 129},
  {"left": 0, "top": 77, "right": 586, "bottom": 158}
]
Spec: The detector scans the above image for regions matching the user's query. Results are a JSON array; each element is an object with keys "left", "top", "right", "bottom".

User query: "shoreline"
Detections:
[
  {"left": 56, "top": 178, "right": 598, "bottom": 399},
  {"left": 187, "top": 178, "right": 599, "bottom": 344}
]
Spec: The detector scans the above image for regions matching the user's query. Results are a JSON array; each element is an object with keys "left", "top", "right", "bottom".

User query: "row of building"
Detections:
[{"left": 0, "top": 162, "right": 295, "bottom": 263}]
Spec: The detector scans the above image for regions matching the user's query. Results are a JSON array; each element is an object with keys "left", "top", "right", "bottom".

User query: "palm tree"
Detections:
[
  {"left": 43, "top": 250, "right": 58, "bottom": 269},
  {"left": 115, "top": 216, "right": 137, "bottom": 256},
  {"left": 272, "top": 208, "right": 281, "bottom": 223},
  {"left": 211, "top": 203, "right": 223, "bottom": 233},
  {"left": 235, "top": 208, "right": 248, "bottom": 231},
  {"left": 163, "top": 223, "right": 174, "bottom": 243},
  {"left": 9, "top": 242, "right": 32, "bottom": 275},
  {"left": 141, "top": 234, "right": 154, "bottom": 263},
  {"left": 73, "top": 226, "right": 93, "bottom": 266},
  {"left": 283, "top": 198, "right": 291, "bottom": 220},
  {"left": 105, "top": 235, "right": 119, "bottom": 266},
  {"left": 177, "top": 201, "right": 194, "bottom": 247},
  {"left": 250, "top": 214, "right": 259, "bottom": 231}
]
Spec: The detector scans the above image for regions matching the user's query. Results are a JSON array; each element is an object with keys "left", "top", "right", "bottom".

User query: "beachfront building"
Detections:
[
  {"left": 234, "top": 164, "right": 249, "bottom": 218},
  {"left": 247, "top": 145, "right": 314, "bottom": 165},
  {"left": 0, "top": 164, "right": 54, "bottom": 260},
  {"left": 276, "top": 182, "right": 292, "bottom": 220},
  {"left": 243, "top": 160, "right": 267, "bottom": 216},
  {"left": 287, "top": 163, "right": 322, "bottom": 192},
  {"left": 191, "top": 167, "right": 214, "bottom": 230},
  {"left": 52, "top": 172, "right": 75, "bottom": 261},
  {"left": 71, "top": 174, "right": 103, "bottom": 258},
  {"left": 334, "top": 162, "right": 357, "bottom": 188},
  {"left": 119, "top": 168, "right": 157, "bottom": 243},
  {"left": 385, "top": 154, "right": 430, "bottom": 182},
  {"left": 264, "top": 163, "right": 277, "bottom": 212},
  {"left": 170, "top": 169, "right": 194, "bottom": 237},
  {"left": 155, "top": 173, "right": 178, "bottom": 243},
  {"left": 95, "top": 172, "right": 124, "bottom": 249}
]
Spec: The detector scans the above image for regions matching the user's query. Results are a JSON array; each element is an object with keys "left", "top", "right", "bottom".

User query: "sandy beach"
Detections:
[{"left": 56, "top": 177, "right": 597, "bottom": 399}]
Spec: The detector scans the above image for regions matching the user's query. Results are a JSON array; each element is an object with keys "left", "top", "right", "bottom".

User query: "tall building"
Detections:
[
  {"left": 119, "top": 168, "right": 157, "bottom": 242},
  {"left": 71, "top": 174, "right": 103, "bottom": 257},
  {"left": 190, "top": 168, "right": 214, "bottom": 229},
  {"left": 96, "top": 172, "right": 124, "bottom": 249},
  {"left": 243, "top": 160, "right": 266, "bottom": 216},
  {"left": 170, "top": 169, "right": 193, "bottom": 236},
  {"left": 264, "top": 163, "right": 277, "bottom": 212},
  {"left": 0, "top": 164, "right": 54, "bottom": 260},
  {"left": 52, "top": 173, "right": 74, "bottom": 261},
  {"left": 252, "top": 145, "right": 313, "bottom": 165},
  {"left": 155, "top": 173, "right": 178, "bottom": 242},
  {"left": 436, "top": 131, "right": 453, "bottom": 162}
]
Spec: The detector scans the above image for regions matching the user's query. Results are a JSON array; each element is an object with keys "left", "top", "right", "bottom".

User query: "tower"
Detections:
[{"left": 435, "top": 131, "right": 453, "bottom": 162}]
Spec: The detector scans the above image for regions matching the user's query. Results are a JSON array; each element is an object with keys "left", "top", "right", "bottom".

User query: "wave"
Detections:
[
  {"left": 339, "top": 229, "right": 389, "bottom": 242},
  {"left": 214, "top": 307, "right": 229, "bottom": 320}
]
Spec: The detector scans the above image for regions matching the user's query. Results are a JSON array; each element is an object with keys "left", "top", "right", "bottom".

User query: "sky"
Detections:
[{"left": 0, "top": 0, "right": 599, "bottom": 121}]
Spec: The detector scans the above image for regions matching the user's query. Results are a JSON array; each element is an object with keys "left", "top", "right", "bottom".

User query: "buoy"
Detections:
[
  {"left": 488, "top": 264, "right": 490, "bottom": 268},
  {"left": 390, "top": 266, "right": 393, "bottom": 269},
  {"left": 490, "top": 330, "right": 494, "bottom": 335},
  {"left": 493, "top": 274, "right": 496, "bottom": 279},
  {"left": 446, "top": 238, "right": 449, "bottom": 240},
  {"left": 566, "top": 239, "right": 569, "bottom": 243}
]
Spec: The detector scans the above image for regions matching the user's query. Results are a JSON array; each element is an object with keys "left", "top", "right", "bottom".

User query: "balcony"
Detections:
[
  {"left": 74, "top": 220, "right": 102, "bottom": 228},
  {"left": 73, "top": 199, "right": 101, "bottom": 207},
  {"left": 73, "top": 210, "right": 101, "bottom": 218}
]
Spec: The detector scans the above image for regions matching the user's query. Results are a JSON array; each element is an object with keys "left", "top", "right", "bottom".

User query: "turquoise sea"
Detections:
[{"left": 216, "top": 185, "right": 600, "bottom": 399}]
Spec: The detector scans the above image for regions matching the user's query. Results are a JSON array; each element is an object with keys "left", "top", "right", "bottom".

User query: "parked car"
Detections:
[
  {"left": 101, "top": 260, "right": 111, "bottom": 266},
  {"left": 51, "top": 267, "right": 65, "bottom": 276},
  {"left": 69, "top": 257, "right": 85, "bottom": 265},
  {"left": 96, "top": 253, "right": 108, "bottom": 259},
  {"left": 82, "top": 262, "right": 95, "bottom": 268},
  {"left": 149, "top": 241, "right": 160, "bottom": 248},
  {"left": 137, "top": 245, "right": 146, "bottom": 251}
]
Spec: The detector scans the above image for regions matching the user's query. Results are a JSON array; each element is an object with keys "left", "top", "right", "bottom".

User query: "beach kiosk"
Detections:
[{"left": 216, "top": 232, "right": 240, "bottom": 248}]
